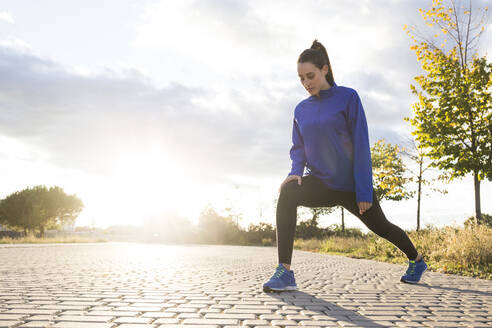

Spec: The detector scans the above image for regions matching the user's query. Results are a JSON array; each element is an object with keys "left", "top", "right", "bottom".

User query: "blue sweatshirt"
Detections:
[{"left": 288, "top": 82, "right": 373, "bottom": 204}]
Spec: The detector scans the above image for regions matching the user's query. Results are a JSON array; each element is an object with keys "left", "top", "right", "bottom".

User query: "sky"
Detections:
[{"left": 0, "top": 0, "right": 491, "bottom": 232}]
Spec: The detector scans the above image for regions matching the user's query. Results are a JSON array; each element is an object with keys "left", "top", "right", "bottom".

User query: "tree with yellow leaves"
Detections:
[{"left": 404, "top": 0, "right": 491, "bottom": 221}]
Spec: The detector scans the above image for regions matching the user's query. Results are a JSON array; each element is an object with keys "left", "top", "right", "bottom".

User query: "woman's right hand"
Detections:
[{"left": 279, "top": 175, "right": 302, "bottom": 192}]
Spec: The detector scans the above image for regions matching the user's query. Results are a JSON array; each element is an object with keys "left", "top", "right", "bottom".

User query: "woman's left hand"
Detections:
[{"left": 358, "top": 202, "right": 372, "bottom": 215}]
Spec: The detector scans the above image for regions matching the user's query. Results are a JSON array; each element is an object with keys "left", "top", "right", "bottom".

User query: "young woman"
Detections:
[{"left": 263, "top": 40, "right": 427, "bottom": 292}]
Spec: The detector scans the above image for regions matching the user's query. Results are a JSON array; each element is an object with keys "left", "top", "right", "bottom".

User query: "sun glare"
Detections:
[{"left": 98, "top": 147, "right": 199, "bottom": 226}]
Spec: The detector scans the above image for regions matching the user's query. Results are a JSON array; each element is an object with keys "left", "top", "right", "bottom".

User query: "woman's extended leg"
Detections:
[
  {"left": 339, "top": 190, "right": 419, "bottom": 260},
  {"left": 340, "top": 192, "right": 428, "bottom": 283}
]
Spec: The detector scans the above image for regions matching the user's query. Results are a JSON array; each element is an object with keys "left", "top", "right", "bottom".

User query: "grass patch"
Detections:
[
  {"left": 294, "top": 225, "right": 492, "bottom": 279},
  {"left": 0, "top": 236, "right": 107, "bottom": 244}
]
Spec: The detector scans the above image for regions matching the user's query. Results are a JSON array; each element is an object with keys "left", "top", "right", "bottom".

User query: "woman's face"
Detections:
[{"left": 297, "top": 61, "right": 329, "bottom": 96}]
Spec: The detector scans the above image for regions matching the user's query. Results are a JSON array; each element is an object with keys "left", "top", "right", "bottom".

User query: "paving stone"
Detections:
[
  {"left": 140, "top": 312, "right": 176, "bottom": 318},
  {"left": 51, "top": 323, "right": 114, "bottom": 328},
  {"left": 6, "top": 304, "right": 37, "bottom": 309},
  {"left": 396, "top": 323, "right": 426, "bottom": 327},
  {"left": 285, "top": 314, "right": 312, "bottom": 320},
  {"left": 224, "top": 309, "right": 271, "bottom": 314},
  {"left": 154, "top": 326, "right": 218, "bottom": 328},
  {"left": 87, "top": 311, "right": 140, "bottom": 316},
  {"left": 188, "top": 300, "right": 216, "bottom": 305},
  {"left": 258, "top": 314, "right": 284, "bottom": 320},
  {"left": 276, "top": 309, "right": 298, "bottom": 315},
  {"left": 427, "top": 316, "right": 468, "bottom": 321},
  {"left": 17, "top": 322, "right": 52, "bottom": 328},
  {"left": 115, "top": 325, "right": 157, "bottom": 328},
  {"left": 199, "top": 309, "right": 222, "bottom": 314},
  {"left": 153, "top": 318, "right": 180, "bottom": 324},
  {"left": 54, "top": 315, "right": 114, "bottom": 322},
  {"left": 299, "top": 320, "right": 339, "bottom": 326},
  {"left": 181, "top": 318, "right": 239, "bottom": 325},
  {"left": 270, "top": 319, "right": 298, "bottom": 326},
  {"left": 241, "top": 319, "right": 269, "bottom": 326},
  {"left": 113, "top": 316, "right": 154, "bottom": 324},
  {"left": 57, "top": 311, "right": 85, "bottom": 316},
  {"left": 175, "top": 313, "right": 201, "bottom": 319},
  {"left": 204, "top": 313, "right": 256, "bottom": 320},
  {"left": 116, "top": 307, "right": 162, "bottom": 312},
  {"left": 3, "top": 309, "right": 59, "bottom": 315},
  {"left": 210, "top": 305, "right": 231, "bottom": 310},
  {"left": 38, "top": 305, "right": 88, "bottom": 311},
  {"left": 365, "top": 314, "right": 407, "bottom": 320},
  {"left": 24, "top": 315, "right": 55, "bottom": 321},
  {"left": 177, "top": 304, "right": 208, "bottom": 309},
  {"left": 163, "top": 307, "right": 197, "bottom": 313},
  {"left": 0, "top": 314, "right": 28, "bottom": 320},
  {"left": 0, "top": 321, "right": 22, "bottom": 328},
  {"left": 422, "top": 323, "right": 469, "bottom": 327}
]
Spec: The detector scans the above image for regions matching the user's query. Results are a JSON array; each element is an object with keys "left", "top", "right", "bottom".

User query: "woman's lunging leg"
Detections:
[
  {"left": 276, "top": 176, "right": 338, "bottom": 265},
  {"left": 276, "top": 181, "right": 300, "bottom": 265}
]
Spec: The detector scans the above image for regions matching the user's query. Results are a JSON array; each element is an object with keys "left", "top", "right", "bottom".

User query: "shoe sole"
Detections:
[
  {"left": 400, "top": 266, "right": 427, "bottom": 284},
  {"left": 263, "top": 285, "right": 297, "bottom": 292}
]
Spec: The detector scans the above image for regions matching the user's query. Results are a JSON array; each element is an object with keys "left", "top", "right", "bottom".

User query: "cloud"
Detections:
[
  {"left": 0, "top": 11, "right": 14, "bottom": 24},
  {"left": 1, "top": 0, "right": 456, "bottom": 188},
  {"left": 0, "top": 45, "right": 296, "bottom": 185},
  {"left": 0, "top": 37, "right": 32, "bottom": 52},
  {"left": 132, "top": 0, "right": 427, "bottom": 130}
]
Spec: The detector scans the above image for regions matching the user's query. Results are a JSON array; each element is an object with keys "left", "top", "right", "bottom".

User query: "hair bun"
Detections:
[{"left": 310, "top": 39, "right": 322, "bottom": 51}]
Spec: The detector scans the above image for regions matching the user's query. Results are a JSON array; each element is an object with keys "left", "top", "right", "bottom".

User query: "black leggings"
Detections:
[{"left": 276, "top": 174, "right": 418, "bottom": 264}]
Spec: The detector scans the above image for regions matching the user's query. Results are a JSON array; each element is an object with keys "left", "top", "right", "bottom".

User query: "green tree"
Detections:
[
  {"left": 401, "top": 137, "right": 450, "bottom": 230},
  {"left": 246, "top": 222, "right": 276, "bottom": 245},
  {"left": 371, "top": 139, "right": 414, "bottom": 202},
  {"left": 296, "top": 207, "right": 335, "bottom": 239},
  {"left": 0, "top": 190, "right": 31, "bottom": 235},
  {"left": 404, "top": 0, "right": 491, "bottom": 220},
  {"left": 197, "top": 206, "right": 242, "bottom": 244},
  {"left": 0, "top": 185, "right": 83, "bottom": 237}
]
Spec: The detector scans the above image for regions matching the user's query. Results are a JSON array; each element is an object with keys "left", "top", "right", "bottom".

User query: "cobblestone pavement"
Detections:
[{"left": 0, "top": 243, "right": 490, "bottom": 328}]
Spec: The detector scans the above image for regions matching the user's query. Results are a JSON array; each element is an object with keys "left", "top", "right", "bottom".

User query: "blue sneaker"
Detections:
[
  {"left": 263, "top": 264, "right": 297, "bottom": 292},
  {"left": 400, "top": 259, "right": 427, "bottom": 284}
]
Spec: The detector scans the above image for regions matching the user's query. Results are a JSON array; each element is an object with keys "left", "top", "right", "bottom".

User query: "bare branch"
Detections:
[
  {"left": 464, "top": 0, "right": 472, "bottom": 65},
  {"left": 451, "top": 0, "right": 465, "bottom": 67}
]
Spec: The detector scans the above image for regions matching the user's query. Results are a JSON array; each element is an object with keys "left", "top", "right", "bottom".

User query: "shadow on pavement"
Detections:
[
  {"left": 413, "top": 282, "right": 492, "bottom": 297},
  {"left": 264, "top": 289, "right": 389, "bottom": 327}
]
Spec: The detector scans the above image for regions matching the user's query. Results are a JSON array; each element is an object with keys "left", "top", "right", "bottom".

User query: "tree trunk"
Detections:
[
  {"left": 417, "top": 160, "right": 423, "bottom": 231},
  {"left": 311, "top": 212, "right": 319, "bottom": 226},
  {"left": 341, "top": 207, "right": 345, "bottom": 232},
  {"left": 40, "top": 226, "right": 45, "bottom": 238},
  {"left": 474, "top": 171, "right": 482, "bottom": 221}
]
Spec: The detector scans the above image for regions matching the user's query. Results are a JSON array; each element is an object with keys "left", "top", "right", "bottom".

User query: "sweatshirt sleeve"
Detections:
[
  {"left": 348, "top": 90, "right": 373, "bottom": 204},
  {"left": 288, "top": 117, "right": 306, "bottom": 176}
]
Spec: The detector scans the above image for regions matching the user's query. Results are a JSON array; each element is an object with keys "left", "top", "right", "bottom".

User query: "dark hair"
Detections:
[{"left": 298, "top": 39, "right": 335, "bottom": 87}]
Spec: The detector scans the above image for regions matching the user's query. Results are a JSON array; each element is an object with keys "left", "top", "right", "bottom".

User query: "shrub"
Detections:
[
  {"left": 262, "top": 238, "right": 274, "bottom": 246},
  {"left": 294, "top": 224, "right": 492, "bottom": 279},
  {"left": 464, "top": 213, "right": 492, "bottom": 228}
]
